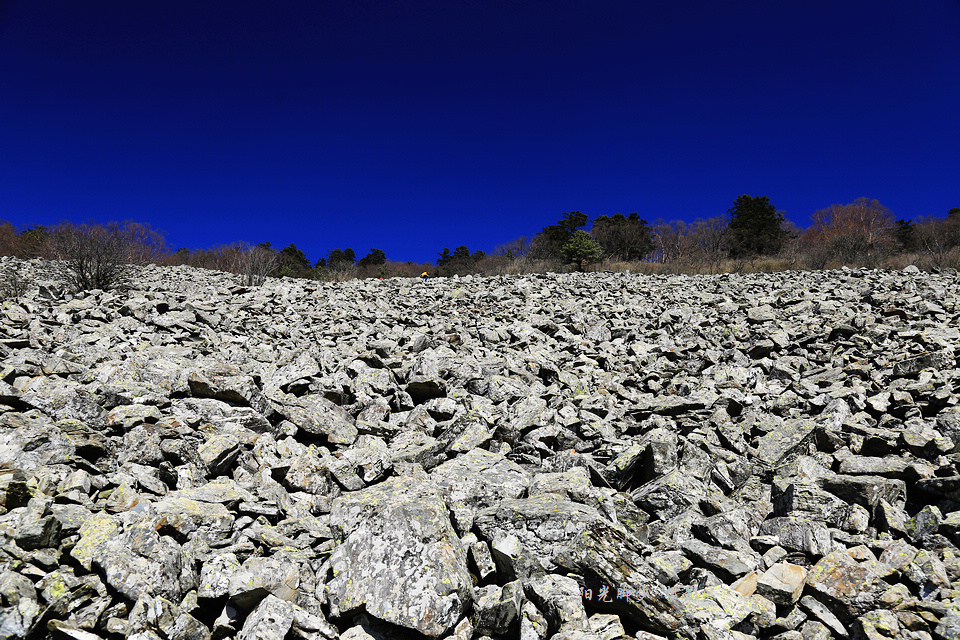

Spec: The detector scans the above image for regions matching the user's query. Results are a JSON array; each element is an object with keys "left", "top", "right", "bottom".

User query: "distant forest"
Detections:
[{"left": 2, "top": 196, "right": 959, "bottom": 287}]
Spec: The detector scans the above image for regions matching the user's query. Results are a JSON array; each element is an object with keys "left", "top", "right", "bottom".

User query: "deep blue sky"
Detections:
[{"left": 2, "top": 1, "right": 958, "bottom": 264}]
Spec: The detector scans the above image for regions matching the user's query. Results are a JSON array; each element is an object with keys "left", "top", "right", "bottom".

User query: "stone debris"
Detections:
[{"left": 0, "top": 257, "right": 958, "bottom": 639}]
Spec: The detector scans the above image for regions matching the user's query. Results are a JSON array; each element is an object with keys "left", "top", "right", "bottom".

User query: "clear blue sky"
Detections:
[{"left": 2, "top": 1, "right": 958, "bottom": 264}]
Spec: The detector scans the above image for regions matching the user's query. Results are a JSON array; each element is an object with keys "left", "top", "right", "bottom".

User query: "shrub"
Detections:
[
  {"left": 0, "top": 264, "right": 30, "bottom": 299},
  {"left": 233, "top": 243, "right": 278, "bottom": 286},
  {"left": 48, "top": 220, "right": 166, "bottom": 291},
  {"left": 915, "top": 215, "right": 960, "bottom": 267}
]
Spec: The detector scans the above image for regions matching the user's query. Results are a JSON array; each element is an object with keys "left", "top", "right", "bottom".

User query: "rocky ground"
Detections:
[{"left": 0, "top": 258, "right": 959, "bottom": 640}]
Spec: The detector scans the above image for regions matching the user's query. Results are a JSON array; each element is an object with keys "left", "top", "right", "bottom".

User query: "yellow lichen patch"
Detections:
[
  {"left": 104, "top": 483, "right": 143, "bottom": 513},
  {"left": 153, "top": 495, "right": 233, "bottom": 536},
  {"left": 71, "top": 512, "right": 120, "bottom": 570},
  {"left": 55, "top": 418, "right": 86, "bottom": 433},
  {"left": 40, "top": 569, "right": 72, "bottom": 603}
]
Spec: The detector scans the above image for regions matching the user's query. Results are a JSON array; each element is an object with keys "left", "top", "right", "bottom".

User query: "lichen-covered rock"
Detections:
[
  {"left": 755, "top": 562, "right": 806, "bottom": 605},
  {"left": 152, "top": 495, "right": 234, "bottom": 538},
  {"left": 197, "top": 552, "right": 242, "bottom": 599},
  {"left": 274, "top": 393, "right": 357, "bottom": 445},
  {"left": 631, "top": 470, "right": 726, "bottom": 522},
  {"left": 553, "top": 522, "right": 683, "bottom": 634},
  {"left": 237, "top": 594, "right": 295, "bottom": 640},
  {"left": 92, "top": 516, "right": 196, "bottom": 602},
  {"left": 18, "top": 377, "right": 107, "bottom": 430},
  {"left": 0, "top": 412, "right": 77, "bottom": 471},
  {"left": 681, "top": 539, "right": 759, "bottom": 581},
  {"left": 1, "top": 260, "right": 960, "bottom": 640},
  {"left": 678, "top": 584, "right": 762, "bottom": 630},
  {"left": 71, "top": 512, "right": 121, "bottom": 570},
  {"left": 227, "top": 556, "right": 301, "bottom": 609},
  {"left": 0, "top": 571, "right": 40, "bottom": 640},
  {"left": 472, "top": 580, "right": 522, "bottom": 636},
  {"left": 755, "top": 419, "right": 819, "bottom": 470},
  {"left": 431, "top": 447, "right": 530, "bottom": 510},
  {"left": 327, "top": 476, "right": 472, "bottom": 637},
  {"left": 804, "top": 550, "right": 889, "bottom": 621},
  {"left": 524, "top": 574, "right": 590, "bottom": 635},
  {"left": 475, "top": 493, "right": 608, "bottom": 572}
]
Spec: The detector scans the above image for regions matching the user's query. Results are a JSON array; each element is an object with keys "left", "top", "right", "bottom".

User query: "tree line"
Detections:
[
  {"left": 0, "top": 220, "right": 411, "bottom": 290},
  {"left": 2, "top": 195, "right": 959, "bottom": 292},
  {"left": 434, "top": 196, "right": 960, "bottom": 276}
]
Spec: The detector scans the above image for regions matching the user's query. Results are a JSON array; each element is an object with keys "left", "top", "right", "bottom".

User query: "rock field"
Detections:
[{"left": 1, "top": 257, "right": 959, "bottom": 640}]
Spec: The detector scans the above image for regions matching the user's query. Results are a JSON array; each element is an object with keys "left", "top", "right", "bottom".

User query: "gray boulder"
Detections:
[{"left": 327, "top": 476, "right": 472, "bottom": 637}]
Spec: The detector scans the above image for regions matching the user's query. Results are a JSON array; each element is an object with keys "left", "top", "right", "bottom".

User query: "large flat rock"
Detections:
[{"left": 327, "top": 476, "right": 473, "bottom": 637}]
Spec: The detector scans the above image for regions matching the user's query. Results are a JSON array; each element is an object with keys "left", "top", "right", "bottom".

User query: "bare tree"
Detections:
[
  {"left": 210, "top": 244, "right": 243, "bottom": 272},
  {"left": 492, "top": 236, "right": 532, "bottom": 259},
  {"left": 797, "top": 230, "right": 832, "bottom": 270},
  {"left": 651, "top": 220, "right": 694, "bottom": 264},
  {"left": 233, "top": 242, "right": 278, "bottom": 286},
  {"left": 914, "top": 215, "right": 960, "bottom": 267},
  {"left": 689, "top": 217, "right": 728, "bottom": 273},
  {"left": 806, "top": 198, "right": 895, "bottom": 266},
  {"left": 120, "top": 220, "right": 168, "bottom": 264},
  {"left": 776, "top": 219, "right": 804, "bottom": 268},
  {"left": 48, "top": 220, "right": 166, "bottom": 291},
  {"left": 0, "top": 221, "right": 17, "bottom": 257}
]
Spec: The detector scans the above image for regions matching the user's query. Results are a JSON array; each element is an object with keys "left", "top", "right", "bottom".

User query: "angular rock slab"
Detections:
[
  {"left": 431, "top": 448, "right": 531, "bottom": 510},
  {"left": 238, "top": 594, "right": 295, "bottom": 640},
  {"left": 755, "top": 418, "right": 818, "bottom": 471},
  {"left": 92, "top": 517, "right": 195, "bottom": 603},
  {"left": 524, "top": 574, "right": 590, "bottom": 634},
  {"left": 804, "top": 550, "right": 888, "bottom": 621},
  {"left": 475, "top": 493, "right": 608, "bottom": 572},
  {"left": 678, "top": 584, "right": 762, "bottom": 629},
  {"left": 228, "top": 556, "right": 301, "bottom": 610},
  {"left": 755, "top": 562, "right": 807, "bottom": 605},
  {"left": 553, "top": 522, "right": 683, "bottom": 635},
  {"left": 0, "top": 415, "right": 76, "bottom": 471},
  {"left": 328, "top": 476, "right": 473, "bottom": 637},
  {"left": 274, "top": 393, "right": 357, "bottom": 445}
]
